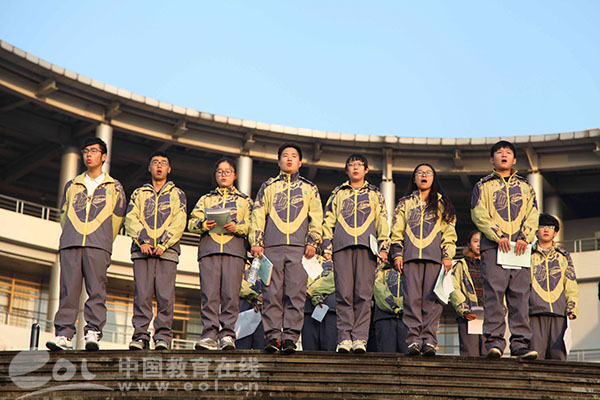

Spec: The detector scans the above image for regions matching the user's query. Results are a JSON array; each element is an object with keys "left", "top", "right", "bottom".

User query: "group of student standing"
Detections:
[{"left": 45, "top": 137, "right": 578, "bottom": 361}]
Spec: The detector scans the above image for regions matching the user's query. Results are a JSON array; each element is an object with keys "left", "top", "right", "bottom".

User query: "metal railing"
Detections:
[
  {"left": 556, "top": 238, "right": 600, "bottom": 253},
  {"left": 0, "top": 194, "right": 201, "bottom": 246}
]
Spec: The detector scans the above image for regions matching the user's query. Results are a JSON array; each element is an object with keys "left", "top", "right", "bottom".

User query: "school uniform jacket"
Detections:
[
  {"left": 373, "top": 267, "right": 404, "bottom": 321},
  {"left": 124, "top": 181, "right": 187, "bottom": 263},
  {"left": 188, "top": 186, "right": 252, "bottom": 259},
  {"left": 322, "top": 180, "right": 390, "bottom": 256},
  {"left": 529, "top": 244, "right": 579, "bottom": 318},
  {"left": 390, "top": 191, "right": 457, "bottom": 263},
  {"left": 305, "top": 257, "right": 335, "bottom": 311},
  {"left": 59, "top": 172, "right": 126, "bottom": 253},
  {"left": 471, "top": 169, "right": 539, "bottom": 251},
  {"left": 249, "top": 171, "right": 323, "bottom": 248},
  {"left": 450, "top": 258, "right": 480, "bottom": 317}
]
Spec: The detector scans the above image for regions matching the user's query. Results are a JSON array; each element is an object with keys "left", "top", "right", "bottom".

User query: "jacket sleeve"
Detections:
[
  {"left": 124, "top": 189, "right": 148, "bottom": 246},
  {"left": 307, "top": 270, "right": 335, "bottom": 306},
  {"left": 321, "top": 191, "right": 338, "bottom": 255},
  {"left": 517, "top": 183, "right": 539, "bottom": 244},
  {"left": 188, "top": 195, "right": 209, "bottom": 234},
  {"left": 449, "top": 259, "right": 469, "bottom": 317},
  {"left": 249, "top": 183, "right": 269, "bottom": 247},
  {"left": 111, "top": 181, "right": 127, "bottom": 241},
  {"left": 440, "top": 213, "right": 457, "bottom": 260},
  {"left": 234, "top": 196, "right": 253, "bottom": 237},
  {"left": 564, "top": 252, "right": 579, "bottom": 318},
  {"left": 470, "top": 181, "right": 504, "bottom": 243},
  {"left": 159, "top": 188, "right": 187, "bottom": 250},
  {"left": 375, "top": 190, "right": 391, "bottom": 254},
  {"left": 373, "top": 269, "right": 401, "bottom": 314},
  {"left": 390, "top": 199, "right": 407, "bottom": 260},
  {"left": 59, "top": 180, "right": 72, "bottom": 229},
  {"left": 306, "top": 184, "right": 323, "bottom": 248}
]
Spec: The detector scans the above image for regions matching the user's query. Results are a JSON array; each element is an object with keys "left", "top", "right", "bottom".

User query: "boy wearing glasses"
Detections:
[
  {"left": 529, "top": 213, "right": 578, "bottom": 360},
  {"left": 471, "top": 140, "right": 539, "bottom": 359},
  {"left": 125, "top": 151, "right": 187, "bottom": 350},
  {"left": 249, "top": 143, "right": 323, "bottom": 354},
  {"left": 322, "top": 153, "right": 390, "bottom": 353},
  {"left": 46, "top": 137, "right": 126, "bottom": 351}
]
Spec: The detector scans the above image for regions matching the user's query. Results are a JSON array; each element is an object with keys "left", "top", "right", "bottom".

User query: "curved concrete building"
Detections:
[{"left": 1, "top": 41, "right": 599, "bottom": 356}]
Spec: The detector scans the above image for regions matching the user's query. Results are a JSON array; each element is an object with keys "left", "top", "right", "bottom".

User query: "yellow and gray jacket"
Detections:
[
  {"left": 450, "top": 258, "right": 480, "bottom": 318},
  {"left": 529, "top": 243, "right": 579, "bottom": 318},
  {"left": 305, "top": 256, "right": 336, "bottom": 313},
  {"left": 188, "top": 186, "right": 252, "bottom": 260},
  {"left": 59, "top": 172, "right": 126, "bottom": 253},
  {"left": 125, "top": 181, "right": 187, "bottom": 263},
  {"left": 249, "top": 171, "right": 323, "bottom": 248},
  {"left": 240, "top": 260, "right": 263, "bottom": 309},
  {"left": 471, "top": 169, "right": 538, "bottom": 251},
  {"left": 373, "top": 267, "right": 403, "bottom": 322},
  {"left": 390, "top": 191, "right": 457, "bottom": 263},
  {"left": 322, "top": 180, "right": 390, "bottom": 256}
]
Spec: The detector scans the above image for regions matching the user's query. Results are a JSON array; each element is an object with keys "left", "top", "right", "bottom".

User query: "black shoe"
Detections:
[
  {"left": 281, "top": 339, "right": 296, "bottom": 355},
  {"left": 407, "top": 342, "right": 421, "bottom": 355},
  {"left": 421, "top": 343, "right": 436, "bottom": 356},
  {"left": 129, "top": 339, "right": 150, "bottom": 350},
  {"left": 512, "top": 348, "right": 538, "bottom": 360},
  {"left": 263, "top": 338, "right": 281, "bottom": 354}
]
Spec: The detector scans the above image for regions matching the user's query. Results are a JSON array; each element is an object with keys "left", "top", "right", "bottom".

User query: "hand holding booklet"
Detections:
[
  {"left": 206, "top": 208, "right": 232, "bottom": 235},
  {"left": 497, "top": 241, "right": 531, "bottom": 269}
]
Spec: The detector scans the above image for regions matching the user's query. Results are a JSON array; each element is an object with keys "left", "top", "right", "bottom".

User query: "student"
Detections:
[
  {"left": 390, "top": 163, "right": 457, "bottom": 356},
  {"left": 302, "top": 255, "right": 336, "bottom": 352},
  {"left": 322, "top": 153, "right": 389, "bottom": 353},
  {"left": 471, "top": 140, "right": 539, "bottom": 359},
  {"left": 373, "top": 266, "right": 408, "bottom": 354},
  {"left": 249, "top": 142, "right": 323, "bottom": 354},
  {"left": 450, "top": 230, "right": 486, "bottom": 357},
  {"left": 189, "top": 158, "right": 253, "bottom": 351},
  {"left": 46, "top": 137, "right": 126, "bottom": 351},
  {"left": 529, "top": 213, "right": 578, "bottom": 360},
  {"left": 235, "top": 261, "right": 265, "bottom": 350},
  {"left": 124, "top": 151, "right": 187, "bottom": 350}
]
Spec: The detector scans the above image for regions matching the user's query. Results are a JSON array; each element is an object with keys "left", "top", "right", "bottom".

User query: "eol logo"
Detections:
[{"left": 9, "top": 350, "right": 112, "bottom": 399}]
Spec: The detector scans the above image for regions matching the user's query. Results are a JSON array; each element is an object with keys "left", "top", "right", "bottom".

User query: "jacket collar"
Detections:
[
  {"left": 492, "top": 168, "right": 518, "bottom": 181},
  {"left": 212, "top": 186, "right": 241, "bottom": 196},
  {"left": 73, "top": 171, "right": 114, "bottom": 185},
  {"left": 341, "top": 180, "right": 370, "bottom": 190},
  {"left": 141, "top": 181, "right": 174, "bottom": 194},
  {"left": 278, "top": 170, "right": 300, "bottom": 182}
]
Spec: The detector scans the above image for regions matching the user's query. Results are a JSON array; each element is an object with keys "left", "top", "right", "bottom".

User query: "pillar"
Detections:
[
  {"left": 545, "top": 196, "right": 564, "bottom": 243},
  {"left": 96, "top": 123, "right": 113, "bottom": 174},
  {"left": 380, "top": 149, "right": 395, "bottom": 224},
  {"left": 527, "top": 172, "right": 543, "bottom": 214},
  {"left": 237, "top": 155, "right": 253, "bottom": 197},
  {"left": 47, "top": 146, "right": 80, "bottom": 328}
]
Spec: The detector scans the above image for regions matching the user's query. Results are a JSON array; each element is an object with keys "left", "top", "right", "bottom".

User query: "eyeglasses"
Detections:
[
  {"left": 150, "top": 160, "right": 169, "bottom": 167},
  {"left": 347, "top": 162, "right": 365, "bottom": 168},
  {"left": 415, "top": 170, "right": 434, "bottom": 177},
  {"left": 82, "top": 148, "right": 102, "bottom": 156},
  {"left": 540, "top": 225, "right": 556, "bottom": 231},
  {"left": 216, "top": 169, "right": 234, "bottom": 176}
]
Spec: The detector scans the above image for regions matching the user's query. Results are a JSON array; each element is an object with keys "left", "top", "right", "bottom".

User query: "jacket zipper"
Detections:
[
  {"left": 154, "top": 190, "right": 159, "bottom": 249},
  {"left": 544, "top": 251, "right": 553, "bottom": 313},
  {"left": 286, "top": 174, "right": 291, "bottom": 245},
  {"left": 82, "top": 182, "right": 103, "bottom": 247},
  {"left": 354, "top": 188, "right": 358, "bottom": 245},
  {"left": 419, "top": 198, "right": 424, "bottom": 259},
  {"left": 503, "top": 174, "right": 513, "bottom": 237},
  {"left": 220, "top": 189, "right": 228, "bottom": 253}
]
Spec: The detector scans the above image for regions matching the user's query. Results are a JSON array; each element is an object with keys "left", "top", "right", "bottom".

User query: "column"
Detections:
[
  {"left": 47, "top": 146, "right": 80, "bottom": 329},
  {"left": 545, "top": 196, "right": 564, "bottom": 243},
  {"left": 380, "top": 149, "right": 395, "bottom": 224},
  {"left": 237, "top": 155, "right": 253, "bottom": 197},
  {"left": 96, "top": 123, "right": 113, "bottom": 174},
  {"left": 527, "top": 172, "right": 543, "bottom": 214}
]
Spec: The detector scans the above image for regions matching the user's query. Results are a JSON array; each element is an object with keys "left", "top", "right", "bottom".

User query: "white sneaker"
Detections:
[
  {"left": 195, "top": 337, "right": 218, "bottom": 351},
  {"left": 219, "top": 336, "right": 236, "bottom": 350},
  {"left": 84, "top": 331, "right": 101, "bottom": 351},
  {"left": 337, "top": 340, "right": 352, "bottom": 353},
  {"left": 351, "top": 340, "right": 367, "bottom": 353},
  {"left": 46, "top": 336, "right": 73, "bottom": 351}
]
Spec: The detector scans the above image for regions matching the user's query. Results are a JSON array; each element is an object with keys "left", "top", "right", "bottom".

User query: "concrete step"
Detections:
[{"left": 1, "top": 350, "right": 599, "bottom": 399}]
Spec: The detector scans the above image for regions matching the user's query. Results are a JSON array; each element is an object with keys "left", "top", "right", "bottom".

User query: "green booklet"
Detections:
[
  {"left": 206, "top": 208, "right": 232, "bottom": 235},
  {"left": 257, "top": 254, "right": 273, "bottom": 286}
]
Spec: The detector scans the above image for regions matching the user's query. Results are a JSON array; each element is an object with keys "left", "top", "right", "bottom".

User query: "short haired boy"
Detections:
[
  {"left": 249, "top": 142, "right": 323, "bottom": 354},
  {"left": 322, "top": 153, "right": 390, "bottom": 353},
  {"left": 47, "top": 137, "right": 126, "bottom": 351},
  {"left": 471, "top": 140, "right": 539, "bottom": 359},
  {"left": 529, "top": 214, "right": 578, "bottom": 360},
  {"left": 125, "top": 151, "right": 187, "bottom": 350}
]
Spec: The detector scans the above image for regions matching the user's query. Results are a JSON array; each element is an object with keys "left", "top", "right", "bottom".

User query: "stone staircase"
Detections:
[{"left": 1, "top": 349, "right": 599, "bottom": 399}]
